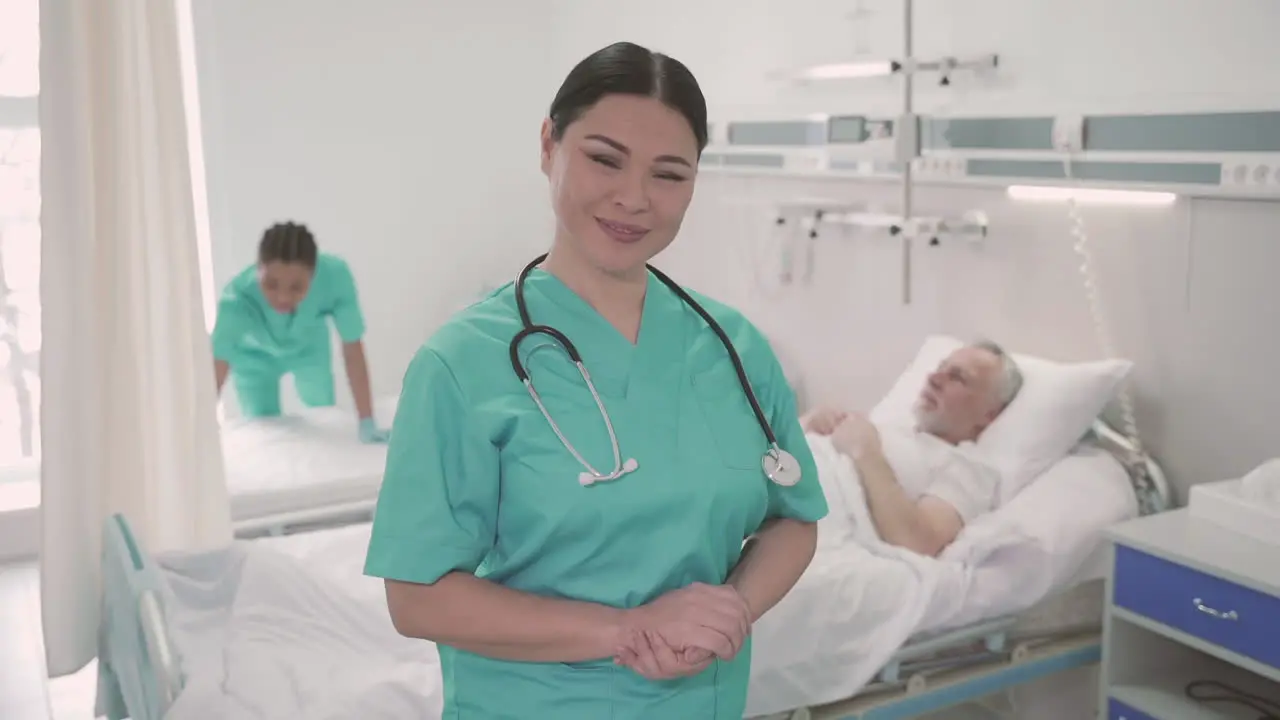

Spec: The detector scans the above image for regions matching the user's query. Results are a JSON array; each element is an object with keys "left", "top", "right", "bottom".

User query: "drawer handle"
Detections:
[{"left": 1193, "top": 598, "right": 1238, "bottom": 621}]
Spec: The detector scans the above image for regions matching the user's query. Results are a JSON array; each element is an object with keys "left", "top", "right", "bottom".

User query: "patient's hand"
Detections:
[
  {"left": 831, "top": 413, "right": 881, "bottom": 460},
  {"left": 802, "top": 407, "right": 848, "bottom": 435}
]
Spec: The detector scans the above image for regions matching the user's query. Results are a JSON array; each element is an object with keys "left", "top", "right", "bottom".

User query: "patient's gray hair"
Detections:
[{"left": 970, "top": 339, "right": 1023, "bottom": 408}]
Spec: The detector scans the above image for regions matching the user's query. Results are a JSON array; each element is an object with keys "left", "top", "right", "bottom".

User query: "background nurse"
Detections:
[{"left": 210, "top": 221, "right": 390, "bottom": 442}]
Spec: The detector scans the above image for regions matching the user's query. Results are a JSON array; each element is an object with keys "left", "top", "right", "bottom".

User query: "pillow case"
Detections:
[{"left": 869, "top": 334, "right": 1133, "bottom": 498}]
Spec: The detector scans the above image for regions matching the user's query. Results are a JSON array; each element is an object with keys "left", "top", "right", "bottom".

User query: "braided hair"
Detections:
[{"left": 258, "top": 221, "right": 318, "bottom": 269}]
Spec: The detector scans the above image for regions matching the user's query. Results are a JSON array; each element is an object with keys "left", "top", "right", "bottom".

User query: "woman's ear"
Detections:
[{"left": 539, "top": 118, "right": 555, "bottom": 176}]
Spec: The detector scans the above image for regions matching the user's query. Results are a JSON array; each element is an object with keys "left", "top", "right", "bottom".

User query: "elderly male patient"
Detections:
[{"left": 803, "top": 341, "right": 1024, "bottom": 557}]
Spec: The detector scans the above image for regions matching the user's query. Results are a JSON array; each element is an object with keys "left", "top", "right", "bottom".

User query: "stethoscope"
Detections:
[{"left": 509, "top": 254, "right": 802, "bottom": 489}]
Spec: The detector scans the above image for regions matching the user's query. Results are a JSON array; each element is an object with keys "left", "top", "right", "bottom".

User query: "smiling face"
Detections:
[{"left": 540, "top": 94, "right": 700, "bottom": 280}]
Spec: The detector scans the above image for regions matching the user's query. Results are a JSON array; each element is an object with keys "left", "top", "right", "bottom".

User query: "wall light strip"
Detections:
[
  {"left": 1006, "top": 185, "right": 1178, "bottom": 206},
  {"left": 796, "top": 60, "right": 899, "bottom": 81}
]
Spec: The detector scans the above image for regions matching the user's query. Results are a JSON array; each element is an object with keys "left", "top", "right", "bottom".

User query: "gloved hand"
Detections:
[{"left": 358, "top": 417, "right": 391, "bottom": 444}]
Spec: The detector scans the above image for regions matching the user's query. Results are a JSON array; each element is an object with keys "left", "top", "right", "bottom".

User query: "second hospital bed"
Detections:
[
  {"left": 219, "top": 395, "right": 399, "bottom": 534},
  {"left": 97, "top": 420, "right": 1168, "bottom": 720}
]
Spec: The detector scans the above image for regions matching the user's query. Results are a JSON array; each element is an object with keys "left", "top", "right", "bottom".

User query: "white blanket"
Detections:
[
  {"left": 165, "top": 545, "right": 442, "bottom": 720},
  {"left": 743, "top": 434, "right": 1026, "bottom": 717}
]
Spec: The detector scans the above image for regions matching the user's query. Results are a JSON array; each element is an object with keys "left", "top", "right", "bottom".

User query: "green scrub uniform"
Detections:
[
  {"left": 364, "top": 269, "right": 828, "bottom": 719},
  {"left": 211, "top": 253, "right": 366, "bottom": 418}
]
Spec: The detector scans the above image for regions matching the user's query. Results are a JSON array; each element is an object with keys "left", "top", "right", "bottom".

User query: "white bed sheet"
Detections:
[
  {"left": 157, "top": 522, "right": 441, "bottom": 720},
  {"left": 220, "top": 395, "right": 399, "bottom": 521},
  {"left": 741, "top": 436, "right": 1138, "bottom": 717},
  {"left": 154, "top": 437, "right": 1136, "bottom": 720}
]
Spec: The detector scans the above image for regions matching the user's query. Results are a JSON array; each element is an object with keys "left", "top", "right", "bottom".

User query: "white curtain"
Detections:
[{"left": 39, "top": 0, "right": 233, "bottom": 677}]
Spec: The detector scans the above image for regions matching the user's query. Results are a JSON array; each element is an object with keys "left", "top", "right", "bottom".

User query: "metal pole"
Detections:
[{"left": 900, "top": 0, "right": 914, "bottom": 304}]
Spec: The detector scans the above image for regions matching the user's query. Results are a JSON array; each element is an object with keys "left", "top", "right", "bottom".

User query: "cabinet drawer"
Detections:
[
  {"left": 1113, "top": 545, "right": 1280, "bottom": 669},
  {"left": 1107, "top": 698, "right": 1157, "bottom": 720}
]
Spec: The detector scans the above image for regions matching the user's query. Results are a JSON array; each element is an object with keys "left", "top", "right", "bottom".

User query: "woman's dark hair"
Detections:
[
  {"left": 258, "top": 221, "right": 318, "bottom": 268},
  {"left": 548, "top": 42, "right": 708, "bottom": 154}
]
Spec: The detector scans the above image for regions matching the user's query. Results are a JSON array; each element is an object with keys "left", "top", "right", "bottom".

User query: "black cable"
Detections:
[{"left": 1185, "top": 679, "right": 1280, "bottom": 719}]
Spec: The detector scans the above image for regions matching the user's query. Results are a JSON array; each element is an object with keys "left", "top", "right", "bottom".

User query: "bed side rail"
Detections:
[
  {"left": 99, "top": 513, "right": 182, "bottom": 720},
  {"left": 233, "top": 499, "right": 375, "bottom": 540}
]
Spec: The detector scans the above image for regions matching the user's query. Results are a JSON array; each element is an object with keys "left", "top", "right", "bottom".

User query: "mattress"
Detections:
[{"left": 220, "top": 395, "right": 399, "bottom": 522}]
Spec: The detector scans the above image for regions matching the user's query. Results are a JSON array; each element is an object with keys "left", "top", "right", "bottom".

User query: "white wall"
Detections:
[
  {"left": 550, "top": 0, "right": 1280, "bottom": 119},
  {"left": 191, "top": 0, "right": 557, "bottom": 409}
]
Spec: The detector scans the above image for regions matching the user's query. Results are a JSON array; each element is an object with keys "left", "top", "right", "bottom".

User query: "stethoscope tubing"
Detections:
[{"left": 510, "top": 253, "right": 779, "bottom": 449}]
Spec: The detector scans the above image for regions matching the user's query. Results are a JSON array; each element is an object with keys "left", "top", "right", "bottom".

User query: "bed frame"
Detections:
[
  {"left": 97, "top": 422, "right": 1169, "bottom": 720},
  {"left": 233, "top": 499, "right": 376, "bottom": 540}
]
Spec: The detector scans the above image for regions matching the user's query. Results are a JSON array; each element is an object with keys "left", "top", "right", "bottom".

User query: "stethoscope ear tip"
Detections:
[
  {"left": 622, "top": 457, "right": 639, "bottom": 472},
  {"left": 578, "top": 472, "right": 595, "bottom": 487}
]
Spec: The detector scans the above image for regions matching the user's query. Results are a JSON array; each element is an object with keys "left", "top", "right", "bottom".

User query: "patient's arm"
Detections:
[{"left": 851, "top": 451, "right": 963, "bottom": 557}]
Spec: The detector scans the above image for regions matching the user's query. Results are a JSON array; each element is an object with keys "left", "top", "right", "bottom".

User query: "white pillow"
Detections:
[{"left": 869, "top": 334, "right": 1133, "bottom": 497}]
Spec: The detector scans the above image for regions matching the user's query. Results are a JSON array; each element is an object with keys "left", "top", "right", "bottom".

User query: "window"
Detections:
[
  {"left": 0, "top": 1, "right": 213, "bottom": 532},
  {"left": 0, "top": 0, "right": 40, "bottom": 516}
]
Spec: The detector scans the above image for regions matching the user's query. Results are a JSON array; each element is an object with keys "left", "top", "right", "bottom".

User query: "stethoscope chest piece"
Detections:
[{"left": 763, "top": 447, "right": 802, "bottom": 487}]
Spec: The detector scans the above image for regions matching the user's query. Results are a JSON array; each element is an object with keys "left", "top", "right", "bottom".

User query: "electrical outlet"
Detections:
[
  {"left": 1221, "top": 163, "right": 1250, "bottom": 186},
  {"left": 911, "top": 157, "right": 936, "bottom": 178},
  {"left": 911, "top": 156, "right": 965, "bottom": 180},
  {"left": 1219, "top": 161, "right": 1280, "bottom": 195}
]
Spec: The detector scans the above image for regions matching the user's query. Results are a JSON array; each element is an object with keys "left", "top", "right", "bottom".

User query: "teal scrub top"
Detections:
[
  {"left": 364, "top": 269, "right": 829, "bottom": 719},
  {"left": 210, "top": 252, "right": 366, "bottom": 368}
]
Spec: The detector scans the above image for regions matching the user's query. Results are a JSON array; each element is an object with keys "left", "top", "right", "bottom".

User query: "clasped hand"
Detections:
[
  {"left": 612, "top": 583, "right": 752, "bottom": 680},
  {"left": 808, "top": 407, "right": 881, "bottom": 460}
]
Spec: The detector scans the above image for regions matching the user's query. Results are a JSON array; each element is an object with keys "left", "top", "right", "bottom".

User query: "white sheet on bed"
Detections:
[
  {"left": 221, "top": 395, "right": 398, "bottom": 521},
  {"left": 741, "top": 433, "right": 1032, "bottom": 717},
  {"left": 159, "top": 522, "right": 441, "bottom": 720},
  {"left": 157, "top": 433, "right": 1136, "bottom": 720},
  {"left": 742, "top": 436, "right": 1138, "bottom": 716}
]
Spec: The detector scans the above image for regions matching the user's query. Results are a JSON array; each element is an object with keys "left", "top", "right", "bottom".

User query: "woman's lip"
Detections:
[{"left": 597, "top": 217, "right": 650, "bottom": 243}]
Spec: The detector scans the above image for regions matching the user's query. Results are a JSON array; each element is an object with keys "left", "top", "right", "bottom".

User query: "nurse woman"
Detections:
[
  {"left": 364, "top": 42, "right": 828, "bottom": 717},
  {"left": 211, "top": 221, "right": 390, "bottom": 442}
]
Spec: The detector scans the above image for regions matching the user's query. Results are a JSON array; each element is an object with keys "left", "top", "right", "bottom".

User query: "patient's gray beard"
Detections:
[{"left": 913, "top": 406, "right": 941, "bottom": 434}]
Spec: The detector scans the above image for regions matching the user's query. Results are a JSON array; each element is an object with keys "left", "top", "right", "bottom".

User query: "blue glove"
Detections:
[{"left": 358, "top": 417, "right": 391, "bottom": 444}]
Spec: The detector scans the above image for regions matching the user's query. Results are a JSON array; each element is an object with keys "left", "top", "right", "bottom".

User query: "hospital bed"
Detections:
[
  {"left": 220, "top": 395, "right": 398, "bottom": 536},
  {"left": 96, "top": 420, "right": 1168, "bottom": 720}
]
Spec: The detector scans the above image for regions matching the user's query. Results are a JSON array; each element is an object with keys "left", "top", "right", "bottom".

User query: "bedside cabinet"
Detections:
[{"left": 1100, "top": 508, "right": 1280, "bottom": 719}]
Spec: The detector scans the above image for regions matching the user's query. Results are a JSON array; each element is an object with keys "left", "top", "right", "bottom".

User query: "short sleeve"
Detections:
[
  {"left": 327, "top": 258, "right": 367, "bottom": 343},
  {"left": 758, "top": 343, "right": 829, "bottom": 524},
  {"left": 210, "top": 297, "right": 249, "bottom": 361},
  {"left": 364, "top": 347, "right": 499, "bottom": 584},
  {"left": 922, "top": 451, "right": 1000, "bottom": 524}
]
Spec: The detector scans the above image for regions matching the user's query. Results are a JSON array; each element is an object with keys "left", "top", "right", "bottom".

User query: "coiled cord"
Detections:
[
  {"left": 1185, "top": 679, "right": 1280, "bottom": 719},
  {"left": 1062, "top": 157, "right": 1145, "bottom": 462}
]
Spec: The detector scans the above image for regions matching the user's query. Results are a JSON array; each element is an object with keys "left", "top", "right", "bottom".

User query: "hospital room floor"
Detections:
[{"left": 0, "top": 561, "right": 1019, "bottom": 720}]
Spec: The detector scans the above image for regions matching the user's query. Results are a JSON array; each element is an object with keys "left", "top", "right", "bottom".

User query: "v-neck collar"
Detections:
[{"left": 522, "top": 268, "right": 688, "bottom": 398}]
